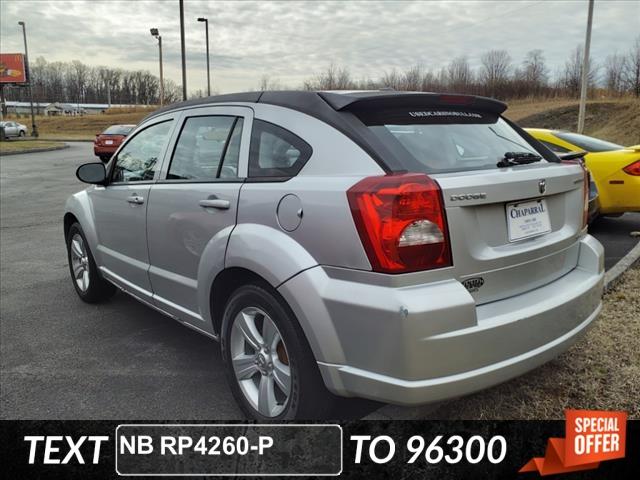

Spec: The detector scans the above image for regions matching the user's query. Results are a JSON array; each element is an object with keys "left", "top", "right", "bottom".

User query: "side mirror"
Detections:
[{"left": 76, "top": 162, "right": 106, "bottom": 185}]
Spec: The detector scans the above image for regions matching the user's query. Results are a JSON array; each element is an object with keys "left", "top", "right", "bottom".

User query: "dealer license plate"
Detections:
[
  {"left": 105, "top": 140, "right": 113, "bottom": 145},
  {"left": 506, "top": 198, "right": 551, "bottom": 242}
]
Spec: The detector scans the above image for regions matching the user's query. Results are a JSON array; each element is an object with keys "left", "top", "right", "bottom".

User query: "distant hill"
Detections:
[{"left": 507, "top": 99, "right": 640, "bottom": 146}]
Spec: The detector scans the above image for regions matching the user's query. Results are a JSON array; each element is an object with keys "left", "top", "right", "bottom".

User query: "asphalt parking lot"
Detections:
[{"left": 1, "top": 143, "right": 638, "bottom": 420}]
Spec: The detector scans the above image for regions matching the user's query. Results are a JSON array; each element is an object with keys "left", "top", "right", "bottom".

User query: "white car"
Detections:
[{"left": 0, "top": 121, "right": 28, "bottom": 138}]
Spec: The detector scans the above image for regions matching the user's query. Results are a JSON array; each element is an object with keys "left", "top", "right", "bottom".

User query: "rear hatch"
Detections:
[
  {"left": 345, "top": 93, "right": 586, "bottom": 304},
  {"left": 96, "top": 125, "right": 133, "bottom": 147},
  {"left": 96, "top": 134, "right": 126, "bottom": 147}
]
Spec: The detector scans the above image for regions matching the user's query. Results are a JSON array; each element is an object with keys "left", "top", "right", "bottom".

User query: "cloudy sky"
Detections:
[{"left": 1, "top": 0, "right": 638, "bottom": 93}]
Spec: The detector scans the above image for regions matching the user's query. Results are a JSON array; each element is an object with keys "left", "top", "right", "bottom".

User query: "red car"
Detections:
[{"left": 94, "top": 124, "right": 135, "bottom": 162}]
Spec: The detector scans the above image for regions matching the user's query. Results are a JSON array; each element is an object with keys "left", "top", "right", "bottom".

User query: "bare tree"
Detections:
[
  {"left": 380, "top": 68, "right": 401, "bottom": 90},
  {"left": 446, "top": 56, "right": 474, "bottom": 93},
  {"left": 521, "top": 49, "right": 548, "bottom": 96},
  {"left": 479, "top": 50, "right": 512, "bottom": 98},
  {"left": 604, "top": 53, "right": 627, "bottom": 96},
  {"left": 303, "top": 64, "right": 356, "bottom": 90},
  {"left": 562, "top": 44, "right": 597, "bottom": 98},
  {"left": 402, "top": 65, "right": 423, "bottom": 91},
  {"left": 258, "top": 74, "right": 282, "bottom": 91},
  {"left": 625, "top": 36, "right": 640, "bottom": 97},
  {"left": 163, "top": 79, "right": 182, "bottom": 104}
]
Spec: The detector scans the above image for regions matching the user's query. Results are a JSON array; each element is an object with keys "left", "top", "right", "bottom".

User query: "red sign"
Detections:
[
  {"left": 0, "top": 53, "right": 27, "bottom": 84},
  {"left": 520, "top": 409, "right": 627, "bottom": 476}
]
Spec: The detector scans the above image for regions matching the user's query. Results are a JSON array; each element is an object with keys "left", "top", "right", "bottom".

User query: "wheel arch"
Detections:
[{"left": 64, "top": 192, "right": 100, "bottom": 263}]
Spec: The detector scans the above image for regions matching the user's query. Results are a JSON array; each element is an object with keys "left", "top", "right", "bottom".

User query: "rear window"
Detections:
[
  {"left": 360, "top": 109, "right": 543, "bottom": 174},
  {"left": 103, "top": 125, "right": 134, "bottom": 135},
  {"left": 554, "top": 132, "right": 622, "bottom": 152}
]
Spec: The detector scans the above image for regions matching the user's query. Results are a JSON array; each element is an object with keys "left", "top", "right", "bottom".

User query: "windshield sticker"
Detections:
[{"left": 408, "top": 111, "right": 483, "bottom": 118}]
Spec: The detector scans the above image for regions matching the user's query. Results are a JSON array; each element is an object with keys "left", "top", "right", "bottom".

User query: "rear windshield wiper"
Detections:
[{"left": 497, "top": 151, "right": 542, "bottom": 168}]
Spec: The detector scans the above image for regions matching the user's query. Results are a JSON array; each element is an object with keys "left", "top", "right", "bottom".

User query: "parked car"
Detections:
[
  {"left": 94, "top": 124, "right": 135, "bottom": 162},
  {"left": 526, "top": 128, "right": 640, "bottom": 216},
  {"left": 65, "top": 91, "right": 604, "bottom": 420},
  {"left": 0, "top": 120, "right": 28, "bottom": 138}
]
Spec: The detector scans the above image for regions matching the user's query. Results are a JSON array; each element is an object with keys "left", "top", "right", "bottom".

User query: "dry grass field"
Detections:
[
  {"left": 5, "top": 106, "right": 153, "bottom": 140},
  {"left": 0, "top": 139, "right": 66, "bottom": 155},
  {"left": 5, "top": 97, "right": 639, "bottom": 145},
  {"left": 506, "top": 98, "right": 640, "bottom": 146}
]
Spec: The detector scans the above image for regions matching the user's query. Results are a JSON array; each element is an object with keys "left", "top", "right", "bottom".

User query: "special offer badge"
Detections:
[{"left": 520, "top": 409, "right": 627, "bottom": 476}]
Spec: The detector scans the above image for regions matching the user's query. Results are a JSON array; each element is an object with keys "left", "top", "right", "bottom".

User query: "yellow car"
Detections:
[{"left": 526, "top": 129, "right": 640, "bottom": 215}]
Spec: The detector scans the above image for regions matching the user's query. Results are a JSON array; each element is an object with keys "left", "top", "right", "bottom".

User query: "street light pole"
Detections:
[
  {"left": 150, "top": 28, "right": 164, "bottom": 106},
  {"left": 179, "top": 0, "right": 187, "bottom": 100},
  {"left": 577, "top": 0, "right": 594, "bottom": 134},
  {"left": 197, "top": 17, "right": 211, "bottom": 96},
  {"left": 18, "top": 21, "right": 38, "bottom": 138}
]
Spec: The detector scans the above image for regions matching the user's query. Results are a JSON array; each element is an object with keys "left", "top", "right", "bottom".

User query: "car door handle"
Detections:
[
  {"left": 127, "top": 195, "right": 145, "bottom": 205},
  {"left": 199, "top": 199, "right": 230, "bottom": 210}
]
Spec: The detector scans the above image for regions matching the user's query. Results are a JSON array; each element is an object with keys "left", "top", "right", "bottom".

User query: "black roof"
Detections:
[
  {"left": 144, "top": 90, "right": 507, "bottom": 122},
  {"left": 143, "top": 91, "right": 509, "bottom": 173}
]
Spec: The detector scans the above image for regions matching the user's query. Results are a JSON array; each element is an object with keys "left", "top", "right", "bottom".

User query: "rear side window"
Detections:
[
  {"left": 359, "top": 109, "right": 544, "bottom": 174},
  {"left": 168, "top": 116, "right": 243, "bottom": 180},
  {"left": 554, "top": 132, "right": 623, "bottom": 152},
  {"left": 249, "top": 120, "right": 312, "bottom": 178}
]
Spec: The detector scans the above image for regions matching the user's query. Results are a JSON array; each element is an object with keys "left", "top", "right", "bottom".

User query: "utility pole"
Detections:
[
  {"left": 179, "top": 0, "right": 187, "bottom": 100},
  {"left": 150, "top": 28, "right": 164, "bottom": 106},
  {"left": 18, "top": 21, "right": 38, "bottom": 137},
  {"left": 197, "top": 17, "right": 211, "bottom": 96},
  {"left": 577, "top": 0, "right": 594, "bottom": 134}
]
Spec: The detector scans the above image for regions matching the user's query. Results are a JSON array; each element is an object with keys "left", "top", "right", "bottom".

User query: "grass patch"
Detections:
[
  {"left": 510, "top": 99, "right": 640, "bottom": 146},
  {"left": 4, "top": 112, "right": 148, "bottom": 141},
  {"left": 427, "top": 265, "right": 640, "bottom": 419},
  {"left": 0, "top": 139, "right": 66, "bottom": 154}
]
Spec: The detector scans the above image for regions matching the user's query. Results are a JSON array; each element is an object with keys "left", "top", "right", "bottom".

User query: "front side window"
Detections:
[
  {"left": 249, "top": 120, "right": 312, "bottom": 178},
  {"left": 112, "top": 120, "right": 173, "bottom": 182},
  {"left": 168, "top": 116, "right": 243, "bottom": 181},
  {"left": 360, "top": 109, "right": 545, "bottom": 174},
  {"left": 554, "top": 132, "right": 623, "bottom": 153}
]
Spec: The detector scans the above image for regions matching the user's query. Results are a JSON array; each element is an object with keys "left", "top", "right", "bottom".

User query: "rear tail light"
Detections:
[
  {"left": 438, "top": 94, "right": 474, "bottom": 106},
  {"left": 562, "top": 159, "right": 589, "bottom": 229},
  {"left": 347, "top": 173, "right": 452, "bottom": 273},
  {"left": 623, "top": 160, "right": 640, "bottom": 176}
]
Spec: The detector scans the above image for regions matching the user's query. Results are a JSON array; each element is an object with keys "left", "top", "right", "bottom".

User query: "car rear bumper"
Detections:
[
  {"left": 278, "top": 235, "right": 604, "bottom": 405},
  {"left": 94, "top": 145, "right": 117, "bottom": 156}
]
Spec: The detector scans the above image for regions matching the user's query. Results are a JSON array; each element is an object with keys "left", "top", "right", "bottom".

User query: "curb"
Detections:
[
  {"left": 604, "top": 240, "right": 640, "bottom": 292},
  {"left": 0, "top": 143, "right": 69, "bottom": 156},
  {"left": 38, "top": 138, "right": 93, "bottom": 143},
  {"left": 363, "top": 237, "right": 640, "bottom": 420}
]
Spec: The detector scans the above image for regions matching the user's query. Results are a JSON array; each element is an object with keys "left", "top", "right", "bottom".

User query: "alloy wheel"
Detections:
[
  {"left": 70, "top": 233, "right": 90, "bottom": 292},
  {"left": 230, "top": 307, "right": 291, "bottom": 417}
]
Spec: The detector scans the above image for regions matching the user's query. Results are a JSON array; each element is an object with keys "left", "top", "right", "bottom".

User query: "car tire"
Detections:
[
  {"left": 221, "top": 282, "right": 338, "bottom": 420},
  {"left": 19, "top": 130, "right": 25, "bottom": 137},
  {"left": 66, "top": 222, "right": 116, "bottom": 303}
]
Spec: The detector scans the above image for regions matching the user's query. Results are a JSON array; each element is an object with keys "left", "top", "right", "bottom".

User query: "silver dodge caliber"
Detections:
[{"left": 64, "top": 91, "right": 604, "bottom": 419}]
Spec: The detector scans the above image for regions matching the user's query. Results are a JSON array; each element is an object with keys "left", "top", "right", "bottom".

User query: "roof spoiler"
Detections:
[{"left": 319, "top": 91, "right": 508, "bottom": 115}]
